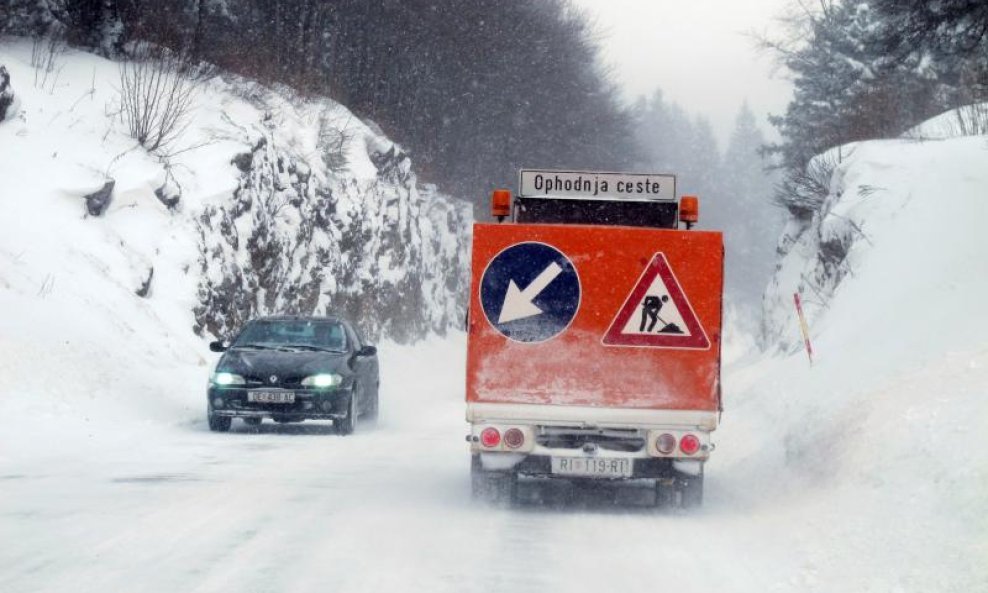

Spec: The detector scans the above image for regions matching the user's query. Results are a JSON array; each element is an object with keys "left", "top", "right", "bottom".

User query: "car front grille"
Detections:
[
  {"left": 242, "top": 374, "right": 304, "bottom": 388},
  {"left": 217, "top": 389, "right": 346, "bottom": 415}
]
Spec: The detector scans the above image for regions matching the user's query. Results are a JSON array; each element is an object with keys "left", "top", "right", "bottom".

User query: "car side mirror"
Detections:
[
  {"left": 209, "top": 340, "right": 228, "bottom": 353},
  {"left": 357, "top": 345, "right": 377, "bottom": 357}
]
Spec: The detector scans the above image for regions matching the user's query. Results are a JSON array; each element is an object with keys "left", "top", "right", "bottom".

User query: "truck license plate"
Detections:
[
  {"left": 247, "top": 391, "right": 295, "bottom": 404},
  {"left": 550, "top": 457, "right": 632, "bottom": 478}
]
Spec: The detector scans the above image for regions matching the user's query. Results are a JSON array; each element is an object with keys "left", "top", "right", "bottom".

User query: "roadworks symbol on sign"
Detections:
[{"left": 602, "top": 252, "right": 710, "bottom": 349}]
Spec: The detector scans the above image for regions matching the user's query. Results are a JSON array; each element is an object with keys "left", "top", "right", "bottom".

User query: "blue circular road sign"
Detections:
[{"left": 480, "top": 242, "right": 581, "bottom": 343}]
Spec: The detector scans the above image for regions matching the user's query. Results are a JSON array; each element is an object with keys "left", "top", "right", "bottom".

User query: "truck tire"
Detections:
[
  {"left": 655, "top": 472, "right": 704, "bottom": 509},
  {"left": 654, "top": 478, "right": 676, "bottom": 507},
  {"left": 678, "top": 474, "right": 703, "bottom": 508},
  {"left": 470, "top": 455, "right": 517, "bottom": 504},
  {"left": 208, "top": 413, "right": 231, "bottom": 432}
]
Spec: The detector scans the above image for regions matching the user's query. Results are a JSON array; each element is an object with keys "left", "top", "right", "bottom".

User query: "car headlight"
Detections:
[
  {"left": 211, "top": 371, "right": 246, "bottom": 386},
  {"left": 301, "top": 373, "right": 343, "bottom": 388}
]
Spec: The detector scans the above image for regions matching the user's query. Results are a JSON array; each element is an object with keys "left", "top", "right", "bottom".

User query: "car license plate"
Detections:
[
  {"left": 247, "top": 391, "right": 295, "bottom": 404},
  {"left": 551, "top": 457, "right": 632, "bottom": 478}
]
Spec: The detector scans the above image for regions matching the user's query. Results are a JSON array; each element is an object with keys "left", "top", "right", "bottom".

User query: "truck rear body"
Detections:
[
  {"left": 466, "top": 216, "right": 723, "bottom": 490},
  {"left": 467, "top": 223, "right": 722, "bottom": 411}
]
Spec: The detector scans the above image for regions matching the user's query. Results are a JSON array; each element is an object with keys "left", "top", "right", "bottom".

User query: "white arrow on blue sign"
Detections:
[{"left": 480, "top": 242, "right": 581, "bottom": 343}]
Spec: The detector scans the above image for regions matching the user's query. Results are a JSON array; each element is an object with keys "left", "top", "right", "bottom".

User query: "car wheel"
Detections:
[
  {"left": 208, "top": 413, "right": 231, "bottom": 432},
  {"left": 243, "top": 417, "right": 262, "bottom": 427},
  {"left": 363, "top": 382, "right": 379, "bottom": 422},
  {"left": 336, "top": 393, "right": 357, "bottom": 436}
]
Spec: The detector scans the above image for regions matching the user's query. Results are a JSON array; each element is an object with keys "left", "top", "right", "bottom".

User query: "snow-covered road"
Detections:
[
  {"left": 2, "top": 338, "right": 727, "bottom": 593},
  {"left": 4, "top": 337, "right": 984, "bottom": 593}
]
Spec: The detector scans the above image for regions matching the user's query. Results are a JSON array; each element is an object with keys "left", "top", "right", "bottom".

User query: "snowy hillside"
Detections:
[
  {"left": 0, "top": 40, "right": 471, "bottom": 351},
  {"left": 740, "top": 112, "right": 988, "bottom": 589},
  {"left": 762, "top": 112, "right": 988, "bottom": 361}
]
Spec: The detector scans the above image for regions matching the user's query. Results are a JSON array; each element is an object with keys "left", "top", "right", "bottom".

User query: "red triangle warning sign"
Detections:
[{"left": 602, "top": 253, "right": 710, "bottom": 349}]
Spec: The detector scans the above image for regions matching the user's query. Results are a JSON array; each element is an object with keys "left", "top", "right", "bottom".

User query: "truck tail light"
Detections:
[
  {"left": 503, "top": 428, "right": 524, "bottom": 448},
  {"left": 491, "top": 189, "right": 512, "bottom": 221},
  {"left": 656, "top": 433, "right": 676, "bottom": 454},
  {"left": 679, "top": 434, "right": 701, "bottom": 455},
  {"left": 480, "top": 427, "right": 501, "bottom": 448}
]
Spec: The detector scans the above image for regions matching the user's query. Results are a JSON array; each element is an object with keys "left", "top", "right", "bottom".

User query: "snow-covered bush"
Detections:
[
  {"left": 772, "top": 150, "right": 841, "bottom": 218},
  {"left": 192, "top": 99, "right": 471, "bottom": 344},
  {"left": 760, "top": 149, "right": 861, "bottom": 352}
]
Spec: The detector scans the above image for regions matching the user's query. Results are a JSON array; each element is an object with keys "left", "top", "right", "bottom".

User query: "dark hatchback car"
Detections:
[{"left": 206, "top": 316, "right": 379, "bottom": 435}]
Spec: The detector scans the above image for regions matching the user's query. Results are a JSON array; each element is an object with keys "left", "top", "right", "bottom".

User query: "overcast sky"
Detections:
[{"left": 570, "top": 0, "right": 794, "bottom": 148}]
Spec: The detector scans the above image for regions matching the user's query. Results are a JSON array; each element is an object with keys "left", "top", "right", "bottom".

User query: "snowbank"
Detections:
[
  {"left": 903, "top": 102, "right": 988, "bottom": 140},
  {"left": 734, "top": 111, "right": 988, "bottom": 589},
  {"left": 762, "top": 128, "right": 988, "bottom": 360}
]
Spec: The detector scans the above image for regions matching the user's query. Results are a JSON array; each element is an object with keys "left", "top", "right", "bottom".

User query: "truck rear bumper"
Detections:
[
  {"left": 466, "top": 403, "right": 718, "bottom": 431},
  {"left": 476, "top": 452, "right": 703, "bottom": 481},
  {"left": 467, "top": 403, "right": 715, "bottom": 471},
  {"left": 510, "top": 454, "right": 694, "bottom": 480}
]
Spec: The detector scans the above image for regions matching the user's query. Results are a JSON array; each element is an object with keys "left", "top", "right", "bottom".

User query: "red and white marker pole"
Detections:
[{"left": 793, "top": 292, "right": 814, "bottom": 366}]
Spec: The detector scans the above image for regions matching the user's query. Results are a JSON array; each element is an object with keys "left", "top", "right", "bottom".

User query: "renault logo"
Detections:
[{"left": 269, "top": 375, "right": 278, "bottom": 384}]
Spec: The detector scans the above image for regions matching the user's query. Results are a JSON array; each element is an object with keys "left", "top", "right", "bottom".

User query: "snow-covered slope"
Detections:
[
  {"left": 0, "top": 38, "right": 470, "bottom": 461},
  {"left": 762, "top": 120, "right": 988, "bottom": 363},
  {"left": 0, "top": 40, "right": 471, "bottom": 352},
  {"left": 741, "top": 114, "right": 988, "bottom": 589}
]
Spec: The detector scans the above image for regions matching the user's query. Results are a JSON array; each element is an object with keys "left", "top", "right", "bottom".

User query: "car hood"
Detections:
[{"left": 218, "top": 349, "right": 350, "bottom": 378}]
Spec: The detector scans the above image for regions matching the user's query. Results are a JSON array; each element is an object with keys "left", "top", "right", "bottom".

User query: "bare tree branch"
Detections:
[{"left": 118, "top": 46, "right": 198, "bottom": 153}]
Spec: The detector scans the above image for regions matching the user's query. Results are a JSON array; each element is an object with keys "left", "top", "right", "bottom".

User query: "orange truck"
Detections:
[{"left": 465, "top": 169, "right": 723, "bottom": 507}]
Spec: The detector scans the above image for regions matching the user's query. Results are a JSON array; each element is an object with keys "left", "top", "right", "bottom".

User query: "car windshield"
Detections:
[{"left": 232, "top": 320, "right": 347, "bottom": 352}]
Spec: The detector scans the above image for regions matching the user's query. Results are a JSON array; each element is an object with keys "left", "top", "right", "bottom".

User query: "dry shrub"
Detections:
[{"left": 118, "top": 47, "right": 198, "bottom": 152}]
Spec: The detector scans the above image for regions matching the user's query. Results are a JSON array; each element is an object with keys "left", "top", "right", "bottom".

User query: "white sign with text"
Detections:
[{"left": 519, "top": 169, "right": 676, "bottom": 201}]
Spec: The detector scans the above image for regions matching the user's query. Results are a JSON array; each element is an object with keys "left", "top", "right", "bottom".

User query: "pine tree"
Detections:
[
  {"left": 632, "top": 89, "right": 704, "bottom": 178},
  {"left": 1, "top": 0, "right": 65, "bottom": 36},
  {"left": 718, "top": 101, "right": 780, "bottom": 314},
  {"left": 681, "top": 116, "right": 721, "bottom": 201},
  {"left": 872, "top": 0, "right": 988, "bottom": 57},
  {"left": 762, "top": 1, "right": 958, "bottom": 214}
]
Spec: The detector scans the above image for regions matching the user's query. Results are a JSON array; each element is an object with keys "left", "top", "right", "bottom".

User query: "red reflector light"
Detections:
[
  {"left": 679, "top": 434, "right": 701, "bottom": 455},
  {"left": 656, "top": 433, "right": 676, "bottom": 454},
  {"left": 503, "top": 428, "right": 524, "bottom": 448},
  {"left": 480, "top": 427, "right": 501, "bottom": 448}
]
